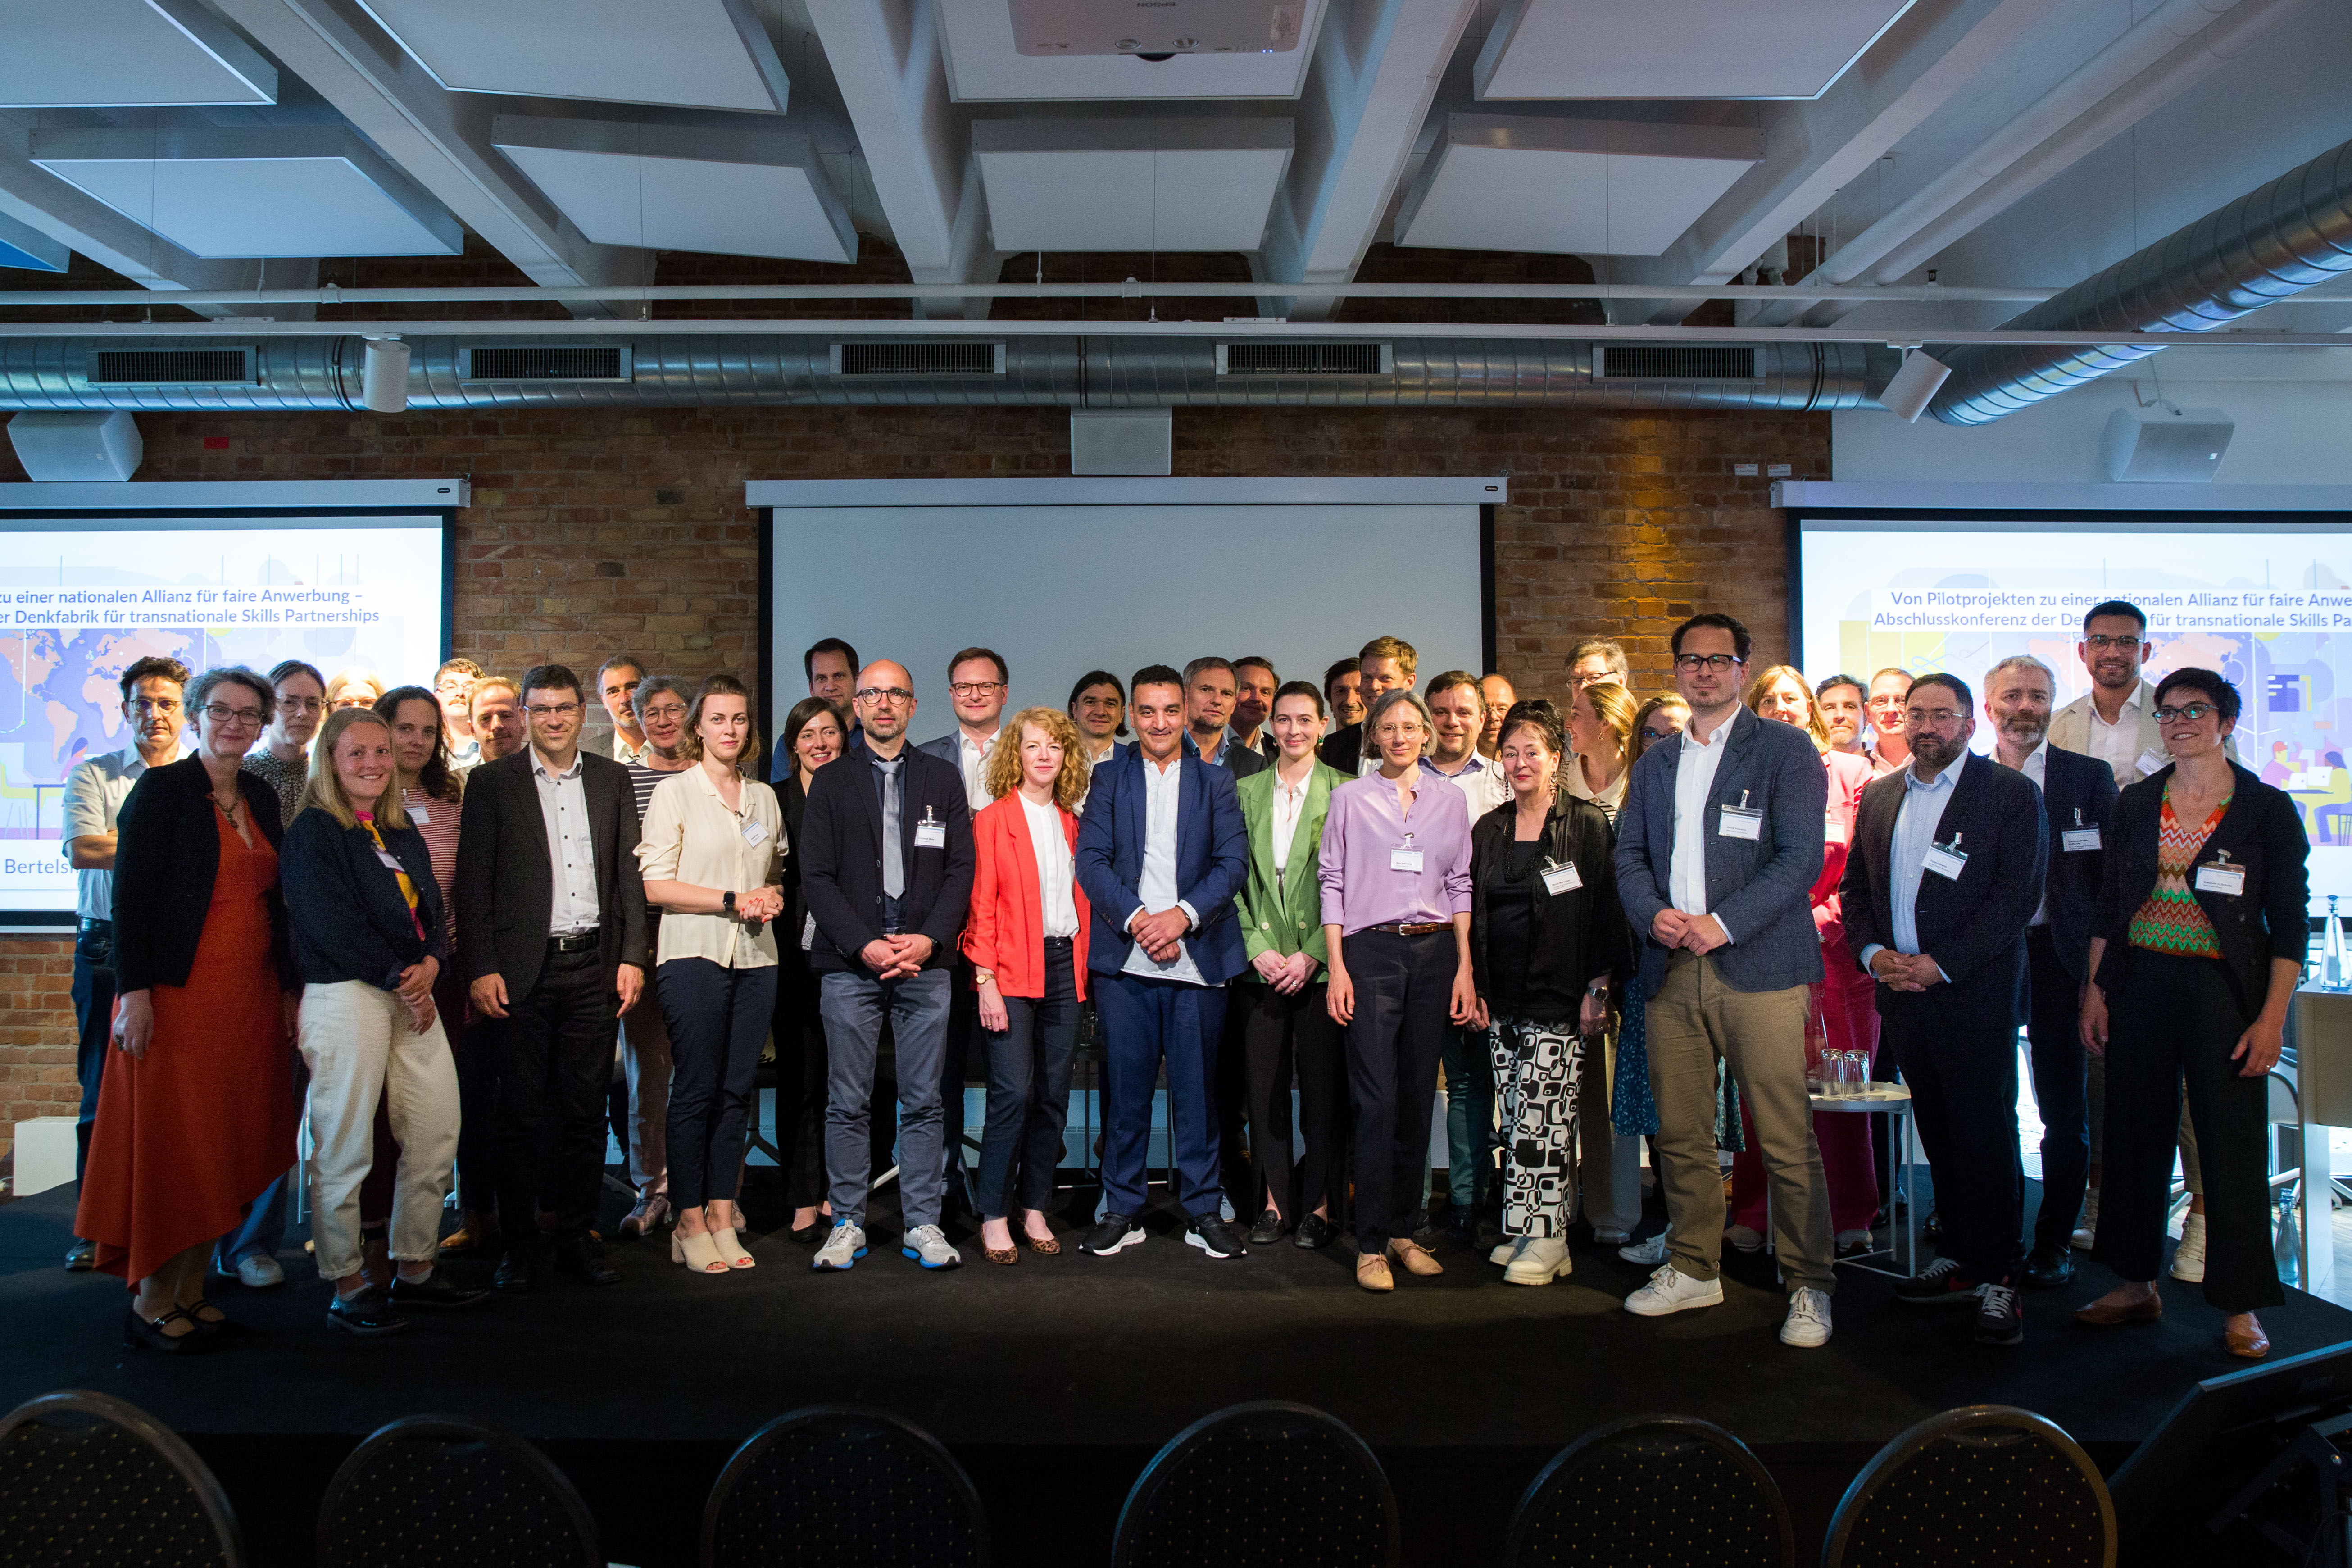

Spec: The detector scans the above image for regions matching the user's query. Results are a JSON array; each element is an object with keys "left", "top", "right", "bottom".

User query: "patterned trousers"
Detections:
[{"left": 1489, "top": 1016, "right": 1585, "bottom": 1238}]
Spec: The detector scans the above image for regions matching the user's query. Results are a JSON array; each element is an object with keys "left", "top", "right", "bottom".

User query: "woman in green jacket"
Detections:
[{"left": 1234, "top": 682, "right": 1353, "bottom": 1250}]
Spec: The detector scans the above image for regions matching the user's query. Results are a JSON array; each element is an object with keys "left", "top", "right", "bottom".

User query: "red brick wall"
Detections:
[{"left": 0, "top": 402, "right": 1825, "bottom": 1130}]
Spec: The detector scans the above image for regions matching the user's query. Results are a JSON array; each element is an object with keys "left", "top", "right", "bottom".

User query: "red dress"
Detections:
[{"left": 75, "top": 804, "right": 299, "bottom": 1286}]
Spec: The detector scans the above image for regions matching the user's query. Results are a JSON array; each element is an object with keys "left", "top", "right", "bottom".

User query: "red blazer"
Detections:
[
  {"left": 961, "top": 792, "right": 1091, "bottom": 1000},
  {"left": 1814, "top": 747, "right": 1876, "bottom": 957}
]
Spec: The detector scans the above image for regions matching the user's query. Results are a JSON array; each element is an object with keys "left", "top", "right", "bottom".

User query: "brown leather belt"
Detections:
[{"left": 1365, "top": 920, "right": 1450, "bottom": 936}]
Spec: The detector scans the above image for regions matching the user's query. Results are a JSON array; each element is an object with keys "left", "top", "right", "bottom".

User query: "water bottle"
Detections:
[{"left": 2326, "top": 895, "right": 2346, "bottom": 991}]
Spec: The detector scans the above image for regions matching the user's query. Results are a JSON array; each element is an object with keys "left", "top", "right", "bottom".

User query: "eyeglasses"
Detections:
[
  {"left": 127, "top": 698, "right": 182, "bottom": 716},
  {"left": 949, "top": 681, "right": 1004, "bottom": 699},
  {"left": 639, "top": 703, "right": 687, "bottom": 723},
  {"left": 1674, "top": 653, "right": 1743, "bottom": 673},
  {"left": 276, "top": 696, "right": 323, "bottom": 715},
  {"left": 1640, "top": 725, "right": 1679, "bottom": 741},
  {"left": 2084, "top": 633, "right": 2143, "bottom": 651},
  {"left": 200, "top": 703, "right": 266, "bottom": 728},
  {"left": 856, "top": 686, "right": 914, "bottom": 704},
  {"left": 435, "top": 678, "right": 473, "bottom": 695},
  {"left": 2152, "top": 702, "right": 2217, "bottom": 724},
  {"left": 1906, "top": 708, "right": 1967, "bottom": 727},
  {"left": 525, "top": 701, "right": 581, "bottom": 719}
]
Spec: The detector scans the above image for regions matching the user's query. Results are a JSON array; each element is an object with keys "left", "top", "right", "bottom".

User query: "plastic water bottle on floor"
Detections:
[{"left": 2326, "top": 895, "right": 2346, "bottom": 991}]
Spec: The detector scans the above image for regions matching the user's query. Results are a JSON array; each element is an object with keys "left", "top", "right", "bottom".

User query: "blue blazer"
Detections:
[
  {"left": 1614, "top": 705, "right": 1828, "bottom": 998},
  {"left": 1075, "top": 749, "right": 1249, "bottom": 984},
  {"left": 2035, "top": 744, "right": 2119, "bottom": 982}
]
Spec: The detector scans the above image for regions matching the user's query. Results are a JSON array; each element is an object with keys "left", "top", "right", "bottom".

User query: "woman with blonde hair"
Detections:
[
  {"left": 1565, "top": 679, "right": 1639, "bottom": 823},
  {"left": 324, "top": 666, "right": 386, "bottom": 713},
  {"left": 964, "top": 705, "right": 1094, "bottom": 1264}
]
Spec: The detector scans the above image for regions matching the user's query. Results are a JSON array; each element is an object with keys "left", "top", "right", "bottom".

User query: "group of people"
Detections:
[{"left": 59, "top": 601, "right": 2304, "bottom": 1362}]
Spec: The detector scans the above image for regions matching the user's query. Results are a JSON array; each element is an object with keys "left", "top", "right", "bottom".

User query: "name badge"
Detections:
[
  {"left": 741, "top": 819, "right": 769, "bottom": 848},
  {"left": 1390, "top": 849, "right": 1425, "bottom": 873},
  {"left": 801, "top": 911, "right": 817, "bottom": 951},
  {"left": 1719, "top": 806, "right": 1763, "bottom": 841},
  {"left": 913, "top": 808, "right": 946, "bottom": 850},
  {"left": 1923, "top": 840, "right": 1967, "bottom": 880},
  {"left": 374, "top": 848, "right": 406, "bottom": 873},
  {"left": 2194, "top": 861, "right": 2246, "bottom": 897},
  {"left": 1540, "top": 861, "right": 1582, "bottom": 896},
  {"left": 2062, "top": 826, "right": 2102, "bottom": 852},
  {"left": 1825, "top": 814, "right": 1848, "bottom": 845},
  {"left": 408, "top": 802, "right": 429, "bottom": 824},
  {"left": 2135, "top": 747, "right": 2170, "bottom": 779}
]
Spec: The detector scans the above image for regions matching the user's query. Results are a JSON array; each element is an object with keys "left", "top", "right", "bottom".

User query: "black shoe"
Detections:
[
  {"left": 1445, "top": 1211, "right": 1479, "bottom": 1251},
  {"left": 123, "top": 1308, "right": 211, "bottom": 1355},
  {"left": 1247, "top": 1209, "right": 1289, "bottom": 1247},
  {"left": 1293, "top": 1213, "right": 1335, "bottom": 1250},
  {"left": 184, "top": 1298, "right": 247, "bottom": 1338},
  {"left": 1186, "top": 1215, "right": 1249, "bottom": 1259},
  {"left": 1085, "top": 1213, "right": 1146, "bottom": 1255},
  {"left": 553, "top": 1232, "right": 622, "bottom": 1286},
  {"left": 1921, "top": 1209, "right": 1943, "bottom": 1245},
  {"left": 788, "top": 1222, "right": 822, "bottom": 1245},
  {"left": 493, "top": 1248, "right": 539, "bottom": 1294},
  {"left": 390, "top": 1270, "right": 492, "bottom": 1310},
  {"left": 64, "top": 1238, "right": 95, "bottom": 1272},
  {"left": 1973, "top": 1276, "right": 2025, "bottom": 1346},
  {"left": 1892, "top": 1256, "right": 1982, "bottom": 1306},
  {"left": 2022, "top": 1243, "right": 2075, "bottom": 1288},
  {"left": 327, "top": 1285, "right": 411, "bottom": 1338}
]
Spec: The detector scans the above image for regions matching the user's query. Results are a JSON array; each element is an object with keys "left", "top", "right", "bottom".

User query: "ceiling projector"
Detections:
[{"left": 1011, "top": 0, "right": 1305, "bottom": 57}]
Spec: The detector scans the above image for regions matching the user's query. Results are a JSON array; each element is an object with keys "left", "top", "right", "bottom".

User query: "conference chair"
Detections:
[
  {"left": 1502, "top": 1414, "right": 1794, "bottom": 1568},
  {"left": 1821, "top": 1405, "right": 2115, "bottom": 1568},
  {"left": 1113, "top": 1401, "right": 1399, "bottom": 1568},
  {"left": 700, "top": 1405, "right": 985, "bottom": 1568},
  {"left": 316, "top": 1416, "right": 601, "bottom": 1568},
  {"left": 0, "top": 1388, "right": 246, "bottom": 1568}
]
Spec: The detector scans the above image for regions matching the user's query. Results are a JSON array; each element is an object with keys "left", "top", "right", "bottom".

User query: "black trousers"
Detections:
[
  {"left": 1215, "top": 991, "right": 1255, "bottom": 1213},
  {"left": 659, "top": 958, "right": 778, "bottom": 1211},
  {"left": 451, "top": 1002, "right": 501, "bottom": 1217},
  {"left": 70, "top": 918, "right": 115, "bottom": 1186},
  {"left": 493, "top": 945, "right": 619, "bottom": 1239},
  {"left": 2022, "top": 925, "right": 2090, "bottom": 1253},
  {"left": 1889, "top": 1010, "right": 2023, "bottom": 1281},
  {"left": 1341, "top": 928, "right": 1455, "bottom": 1253},
  {"left": 974, "top": 938, "right": 1081, "bottom": 1219},
  {"left": 944, "top": 956, "right": 978, "bottom": 1200},
  {"left": 1238, "top": 979, "right": 1346, "bottom": 1218},
  {"left": 772, "top": 954, "right": 830, "bottom": 1210},
  {"left": 2095, "top": 952, "right": 2283, "bottom": 1313}
]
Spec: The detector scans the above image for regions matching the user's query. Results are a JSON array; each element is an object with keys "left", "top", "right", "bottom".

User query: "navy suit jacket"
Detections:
[
  {"left": 1183, "top": 729, "right": 1268, "bottom": 779},
  {"left": 2034, "top": 743, "right": 2119, "bottom": 982},
  {"left": 1614, "top": 705, "right": 1828, "bottom": 998},
  {"left": 1075, "top": 748, "right": 1249, "bottom": 984}
]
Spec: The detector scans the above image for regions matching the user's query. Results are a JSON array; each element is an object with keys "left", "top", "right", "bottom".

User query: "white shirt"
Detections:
[
  {"left": 2016, "top": 741, "right": 2051, "bottom": 927},
  {"left": 61, "top": 744, "right": 178, "bottom": 922},
  {"left": 1859, "top": 751, "right": 1964, "bottom": 981},
  {"left": 531, "top": 749, "right": 603, "bottom": 936},
  {"left": 1271, "top": 766, "right": 1312, "bottom": 880},
  {"left": 1021, "top": 792, "right": 1081, "bottom": 939},
  {"left": 954, "top": 727, "right": 999, "bottom": 814},
  {"left": 1122, "top": 754, "right": 1208, "bottom": 986},
  {"left": 1667, "top": 710, "right": 1736, "bottom": 935},
  {"left": 2085, "top": 694, "right": 2141, "bottom": 779},
  {"left": 613, "top": 731, "right": 643, "bottom": 765},
  {"left": 1428, "top": 752, "right": 1509, "bottom": 826},
  {"left": 635, "top": 766, "right": 784, "bottom": 968}
]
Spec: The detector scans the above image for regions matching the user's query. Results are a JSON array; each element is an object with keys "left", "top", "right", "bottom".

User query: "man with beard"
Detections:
[
  {"left": 1843, "top": 673, "right": 2046, "bottom": 1346},
  {"left": 1230, "top": 657, "right": 1280, "bottom": 762},
  {"left": 1984, "top": 656, "right": 2116, "bottom": 1288}
]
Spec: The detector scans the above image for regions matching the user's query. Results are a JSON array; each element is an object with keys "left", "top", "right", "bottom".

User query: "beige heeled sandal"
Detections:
[
  {"left": 672, "top": 1229, "right": 728, "bottom": 1275},
  {"left": 710, "top": 1227, "right": 755, "bottom": 1269}
]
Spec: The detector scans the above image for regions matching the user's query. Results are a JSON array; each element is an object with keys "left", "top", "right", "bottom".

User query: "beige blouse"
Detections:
[
  {"left": 635, "top": 765, "right": 786, "bottom": 969},
  {"left": 1564, "top": 755, "right": 1629, "bottom": 822}
]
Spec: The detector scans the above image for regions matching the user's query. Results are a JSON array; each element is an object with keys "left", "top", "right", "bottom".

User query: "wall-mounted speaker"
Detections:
[
  {"left": 2102, "top": 405, "right": 2233, "bottom": 482},
  {"left": 1071, "top": 409, "right": 1172, "bottom": 476},
  {"left": 1877, "top": 349, "right": 1951, "bottom": 423},
  {"left": 7, "top": 410, "right": 142, "bottom": 481}
]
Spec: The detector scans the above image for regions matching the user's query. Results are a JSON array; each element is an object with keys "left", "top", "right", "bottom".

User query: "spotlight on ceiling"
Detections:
[
  {"left": 360, "top": 335, "right": 410, "bottom": 413},
  {"left": 1878, "top": 346, "right": 1952, "bottom": 424}
]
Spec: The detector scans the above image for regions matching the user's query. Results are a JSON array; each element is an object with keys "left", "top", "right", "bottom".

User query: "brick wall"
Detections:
[{"left": 0, "top": 401, "right": 1825, "bottom": 1132}]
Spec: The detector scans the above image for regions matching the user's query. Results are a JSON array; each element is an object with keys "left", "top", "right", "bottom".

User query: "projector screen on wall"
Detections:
[
  {"left": 1794, "top": 508, "right": 2352, "bottom": 908},
  {"left": 0, "top": 494, "right": 453, "bottom": 922},
  {"left": 758, "top": 478, "right": 1497, "bottom": 762}
]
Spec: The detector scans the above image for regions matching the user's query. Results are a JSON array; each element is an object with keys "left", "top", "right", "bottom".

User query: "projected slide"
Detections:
[
  {"left": 1797, "top": 514, "right": 2352, "bottom": 904},
  {"left": 0, "top": 512, "right": 447, "bottom": 918}
]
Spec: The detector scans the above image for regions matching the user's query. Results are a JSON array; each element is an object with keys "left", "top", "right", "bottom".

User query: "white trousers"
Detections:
[{"left": 299, "top": 979, "right": 460, "bottom": 1280}]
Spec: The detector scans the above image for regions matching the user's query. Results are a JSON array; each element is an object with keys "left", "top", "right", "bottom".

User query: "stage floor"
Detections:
[{"left": 4, "top": 1176, "right": 2347, "bottom": 1565}]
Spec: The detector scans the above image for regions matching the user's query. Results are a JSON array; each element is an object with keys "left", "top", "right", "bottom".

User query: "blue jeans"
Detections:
[
  {"left": 821, "top": 968, "right": 952, "bottom": 1229},
  {"left": 1440, "top": 1025, "right": 1495, "bottom": 1213},
  {"left": 658, "top": 958, "right": 778, "bottom": 1210},
  {"left": 975, "top": 939, "right": 1081, "bottom": 1219},
  {"left": 1094, "top": 972, "right": 1226, "bottom": 1220}
]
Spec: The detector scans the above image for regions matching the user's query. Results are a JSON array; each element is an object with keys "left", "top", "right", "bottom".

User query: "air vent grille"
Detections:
[
  {"left": 1598, "top": 345, "right": 1762, "bottom": 380},
  {"left": 86, "top": 348, "right": 256, "bottom": 385},
  {"left": 1218, "top": 342, "right": 1389, "bottom": 375},
  {"left": 460, "top": 345, "right": 632, "bottom": 382},
  {"left": 831, "top": 341, "right": 1005, "bottom": 376}
]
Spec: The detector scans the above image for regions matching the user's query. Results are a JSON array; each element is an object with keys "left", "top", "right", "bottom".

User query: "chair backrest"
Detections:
[
  {"left": 1503, "top": 1414, "right": 1793, "bottom": 1568},
  {"left": 701, "top": 1405, "right": 985, "bottom": 1568},
  {"left": 1822, "top": 1404, "right": 2116, "bottom": 1568},
  {"left": 316, "top": 1417, "right": 601, "bottom": 1568},
  {"left": 0, "top": 1388, "right": 245, "bottom": 1568},
  {"left": 1113, "top": 1401, "right": 1398, "bottom": 1568}
]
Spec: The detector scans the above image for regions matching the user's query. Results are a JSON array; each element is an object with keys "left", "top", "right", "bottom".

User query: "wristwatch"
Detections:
[
  {"left": 972, "top": 968, "right": 995, "bottom": 990},
  {"left": 722, "top": 890, "right": 737, "bottom": 916}
]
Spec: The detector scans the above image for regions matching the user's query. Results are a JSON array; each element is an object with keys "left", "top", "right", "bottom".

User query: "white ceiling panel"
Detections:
[
  {"left": 1474, "top": 0, "right": 1919, "bottom": 100},
  {"left": 1394, "top": 116, "right": 1762, "bottom": 257},
  {"left": 0, "top": 210, "right": 70, "bottom": 273},
  {"left": 973, "top": 119, "right": 1294, "bottom": 251},
  {"left": 0, "top": 0, "right": 277, "bottom": 107},
  {"left": 354, "top": 0, "right": 790, "bottom": 112},
  {"left": 31, "top": 127, "right": 463, "bottom": 257},
  {"left": 494, "top": 118, "right": 855, "bottom": 263},
  {"left": 944, "top": 0, "right": 1325, "bottom": 101}
]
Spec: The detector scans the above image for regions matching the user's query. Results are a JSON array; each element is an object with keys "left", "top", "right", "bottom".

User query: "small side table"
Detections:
[{"left": 1813, "top": 1082, "right": 1919, "bottom": 1280}]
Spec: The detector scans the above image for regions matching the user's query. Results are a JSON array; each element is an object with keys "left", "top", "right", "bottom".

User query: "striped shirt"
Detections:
[{"left": 2127, "top": 791, "right": 2229, "bottom": 960}]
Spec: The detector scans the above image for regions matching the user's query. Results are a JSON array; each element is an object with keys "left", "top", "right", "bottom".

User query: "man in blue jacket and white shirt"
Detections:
[
  {"left": 1076, "top": 664, "right": 1253, "bottom": 1261},
  {"left": 1615, "top": 613, "right": 1836, "bottom": 1348}
]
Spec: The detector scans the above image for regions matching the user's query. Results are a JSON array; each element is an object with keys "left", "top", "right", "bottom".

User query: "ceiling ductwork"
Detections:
[
  {"left": 1928, "top": 133, "right": 2352, "bottom": 426},
  {"left": 0, "top": 337, "right": 1875, "bottom": 413}
]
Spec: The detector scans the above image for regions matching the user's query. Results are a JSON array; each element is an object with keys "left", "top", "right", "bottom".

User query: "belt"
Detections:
[
  {"left": 80, "top": 916, "right": 114, "bottom": 932},
  {"left": 1366, "top": 920, "right": 1449, "bottom": 936},
  {"left": 1043, "top": 934, "right": 1076, "bottom": 946},
  {"left": 547, "top": 930, "right": 600, "bottom": 954}
]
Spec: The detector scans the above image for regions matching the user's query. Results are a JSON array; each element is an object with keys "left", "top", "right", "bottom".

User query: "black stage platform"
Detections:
[{"left": 5, "top": 1176, "right": 2347, "bottom": 1567}]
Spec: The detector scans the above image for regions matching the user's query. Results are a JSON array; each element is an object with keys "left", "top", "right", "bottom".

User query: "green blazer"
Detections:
[{"left": 1234, "top": 759, "right": 1349, "bottom": 976}]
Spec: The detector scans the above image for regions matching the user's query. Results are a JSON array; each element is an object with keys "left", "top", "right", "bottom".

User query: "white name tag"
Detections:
[
  {"left": 1540, "top": 861, "right": 1582, "bottom": 895},
  {"left": 2061, "top": 826, "right": 2102, "bottom": 852},
  {"left": 1390, "top": 849, "right": 1425, "bottom": 873},
  {"left": 914, "top": 819, "right": 946, "bottom": 850},
  {"left": 2135, "top": 748, "right": 2170, "bottom": 778},
  {"left": 741, "top": 819, "right": 769, "bottom": 848},
  {"left": 1719, "top": 805, "right": 1763, "bottom": 841},
  {"left": 374, "top": 848, "right": 405, "bottom": 873},
  {"left": 408, "top": 802, "right": 429, "bottom": 824},
  {"left": 2194, "top": 863, "right": 2246, "bottom": 897},
  {"left": 1923, "top": 844, "right": 1967, "bottom": 880},
  {"left": 1825, "top": 816, "right": 1847, "bottom": 845}
]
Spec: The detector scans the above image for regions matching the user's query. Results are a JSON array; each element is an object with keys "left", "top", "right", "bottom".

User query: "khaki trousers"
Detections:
[
  {"left": 1647, "top": 951, "right": 1834, "bottom": 1292},
  {"left": 299, "top": 980, "right": 460, "bottom": 1281}
]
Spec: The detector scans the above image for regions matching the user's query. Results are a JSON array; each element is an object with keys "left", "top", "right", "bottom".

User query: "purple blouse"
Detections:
[{"left": 1318, "top": 768, "right": 1475, "bottom": 935}]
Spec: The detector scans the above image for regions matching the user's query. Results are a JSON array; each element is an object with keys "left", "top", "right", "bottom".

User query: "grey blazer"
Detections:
[{"left": 1614, "top": 705, "right": 1829, "bottom": 998}]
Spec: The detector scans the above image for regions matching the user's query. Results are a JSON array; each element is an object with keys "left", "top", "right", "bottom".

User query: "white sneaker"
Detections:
[
  {"left": 1624, "top": 1263, "right": 1724, "bottom": 1318},
  {"left": 1504, "top": 1236, "right": 1574, "bottom": 1286},
  {"left": 234, "top": 1253, "right": 285, "bottom": 1289},
  {"left": 1724, "top": 1224, "right": 1765, "bottom": 1254},
  {"left": 902, "top": 1224, "right": 963, "bottom": 1270},
  {"left": 1781, "top": 1286, "right": 1833, "bottom": 1348},
  {"left": 2070, "top": 1187, "right": 2099, "bottom": 1250},
  {"left": 813, "top": 1223, "right": 867, "bottom": 1271},
  {"left": 2169, "top": 1212, "right": 2207, "bottom": 1282},
  {"left": 1489, "top": 1236, "right": 1526, "bottom": 1268},
  {"left": 1617, "top": 1233, "right": 1669, "bottom": 1267}
]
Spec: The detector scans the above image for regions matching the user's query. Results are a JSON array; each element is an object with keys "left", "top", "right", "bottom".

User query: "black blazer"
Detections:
[
  {"left": 1185, "top": 731, "right": 1269, "bottom": 780},
  {"left": 2093, "top": 761, "right": 2309, "bottom": 1021},
  {"left": 1468, "top": 786, "right": 1629, "bottom": 1023},
  {"left": 279, "top": 808, "right": 446, "bottom": 991},
  {"left": 111, "top": 755, "right": 292, "bottom": 995},
  {"left": 2034, "top": 744, "right": 2120, "bottom": 982},
  {"left": 453, "top": 748, "right": 649, "bottom": 1001},
  {"left": 1319, "top": 722, "right": 1363, "bottom": 776},
  {"left": 1841, "top": 753, "right": 2049, "bottom": 1033},
  {"left": 799, "top": 745, "right": 975, "bottom": 975}
]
